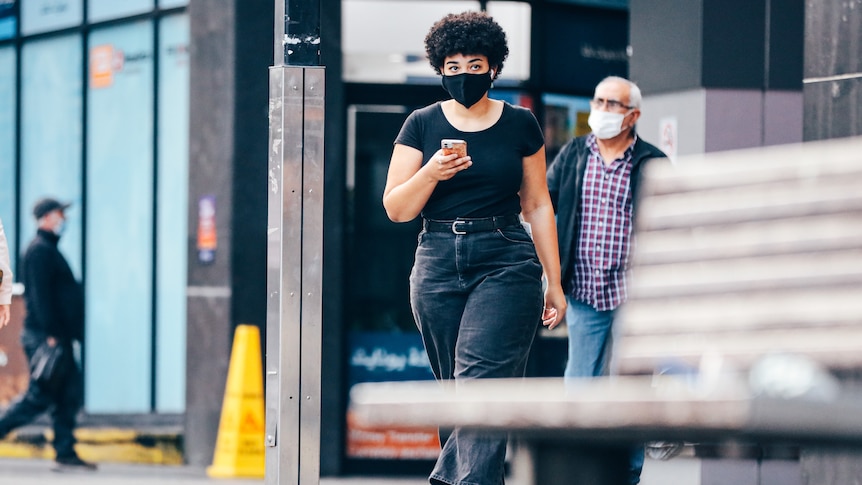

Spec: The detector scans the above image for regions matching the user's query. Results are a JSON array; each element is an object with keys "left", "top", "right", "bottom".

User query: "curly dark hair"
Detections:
[{"left": 424, "top": 11, "right": 509, "bottom": 80}]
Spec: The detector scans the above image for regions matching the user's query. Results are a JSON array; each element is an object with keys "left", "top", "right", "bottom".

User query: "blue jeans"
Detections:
[
  {"left": 410, "top": 224, "right": 543, "bottom": 485},
  {"left": 564, "top": 297, "right": 643, "bottom": 485},
  {"left": 564, "top": 297, "right": 618, "bottom": 378}
]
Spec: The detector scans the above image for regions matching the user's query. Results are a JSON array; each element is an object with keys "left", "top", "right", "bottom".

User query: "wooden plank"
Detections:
[
  {"left": 618, "top": 288, "right": 862, "bottom": 334},
  {"left": 617, "top": 139, "right": 862, "bottom": 375},
  {"left": 637, "top": 173, "right": 862, "bottom": 230},
  {"left": 617, "top": 327, "right": 862, "bottom": 374},
  {"left": 349, "top": 377, "right": 862, "bottom": 444},
  {"left": 639, "top": 137, "right": 862, "bottom": 197},
  {"left": 628, "top": 248, "right": 862, "bottom": 298},
  {"left": 351, "top": 377, "right": 751, "bottom": 432},
  {"left": 634, "top": 213, "right": 862, "bottom": 264}
]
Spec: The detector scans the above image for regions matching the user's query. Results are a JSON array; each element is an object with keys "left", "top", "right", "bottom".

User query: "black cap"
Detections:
[{"left": 33, "top": 198, "right": 71, "bottom": 220}]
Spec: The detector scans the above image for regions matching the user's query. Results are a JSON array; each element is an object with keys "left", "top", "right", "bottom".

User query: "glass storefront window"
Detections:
[
  {"left": 88, "top": 0, "right": 151, "bottom": 23},
  {"left": 484, "top": 2, "right": 531, "bottom": 83},
  {"left": 21, "top": 0, "right": 83, "bottom": 35},
  {"left": 155, "top": 12, "right": 189, "bottom": 412},
  {"left": 7, "top": 0, "right": 189, "bottom": 420},
  {"left": 538, "top": 5, "right": 628, "bottom": 94},
  {"left": 20, "top": 35, "right": 83, "bottom": 276},
  {"left": 0, "top": 47, "right": 15, "bottom": 268},
  {"left": 343, "top": 0, "right": 478, "bottom": 84},
  {"left": 86, "top": 20, "right": 154, "bottom": 413},
  {"left": 343, "top": 0, "right": 535, "bottom": 84},
  {"left": 344, "top": 106, "right": 438, "bottom": 461},
  {"left": 159, "top": 0, "right": 188, "bottom": 7},
  {"left": 0, "top": 0, "right": 15, "bottom": 40},
  {"left": 542, "top": 93, "right": 592, "bottom": 161},
  {"left": 551, "top": 0, "right": 627, "bottom": 9}
]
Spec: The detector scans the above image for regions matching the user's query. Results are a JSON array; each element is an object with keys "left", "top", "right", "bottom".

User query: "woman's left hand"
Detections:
[{"left": 541, "top": 284, "right": 567, "bottom": 330}]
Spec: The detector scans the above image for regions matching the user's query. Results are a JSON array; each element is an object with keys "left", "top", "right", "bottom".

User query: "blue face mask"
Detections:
[
  {"left": 53, "top": 219, "right": 66, "bottom": 236},
  {"left": 441, "top": 71, "right": 494, "bottom": 109}
]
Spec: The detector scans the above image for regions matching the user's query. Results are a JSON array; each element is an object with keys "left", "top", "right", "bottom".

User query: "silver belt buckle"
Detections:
[{"left": 451, "top": 220, "right": 467, "bottom": 235}]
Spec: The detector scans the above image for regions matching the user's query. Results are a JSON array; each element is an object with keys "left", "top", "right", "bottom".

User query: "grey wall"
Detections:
[
  {"left": 185, "top": 0, "right": 274, "bottom": 467},
  {"left": 638, "top": 89, "right": 707, "bottom": 158},
  {"left": 629, "top": 0, "right": 703, "bottom": 94},
  {"left": 803, "top": 0, "right": 862, "bottom": 140},
  {"left": 632, "top": 0, "right": 803, "bottom": 94},
  {"left": 631, "top": 0, "right": 804, "bottom": 155},
  {"left": 186, "top": 0, "right": 237, "bottom": 467}
]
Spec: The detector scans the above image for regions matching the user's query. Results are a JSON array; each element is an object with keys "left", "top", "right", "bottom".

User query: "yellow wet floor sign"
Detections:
[{"left": 207, "top": 324, "right": 265, "bottom": 478}]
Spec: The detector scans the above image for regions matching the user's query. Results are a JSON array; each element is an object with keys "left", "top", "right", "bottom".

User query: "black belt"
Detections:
[{"left": 423, "top": 214, "right": 521, "bottom": 234}]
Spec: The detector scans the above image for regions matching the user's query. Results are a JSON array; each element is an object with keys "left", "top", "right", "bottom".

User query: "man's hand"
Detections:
[{"left": 0, "top": 304, "right": 9, "bottom": 328}]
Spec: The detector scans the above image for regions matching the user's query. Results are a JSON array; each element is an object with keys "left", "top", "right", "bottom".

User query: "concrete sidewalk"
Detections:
[
  {"left": 0, "top": 457, "right": 428, "bottom": 485},
  {"left": 0, "top": 455, "right": 701, "bottom": 485}
]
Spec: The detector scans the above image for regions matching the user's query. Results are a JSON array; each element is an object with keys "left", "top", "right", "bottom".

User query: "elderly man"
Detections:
[{"left": 547, "top": 76, "right": 667, "bottom": 484}]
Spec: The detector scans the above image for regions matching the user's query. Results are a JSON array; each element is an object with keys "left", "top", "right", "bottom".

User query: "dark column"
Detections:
[
  {"left": 233, "top": 0, "right": 275, "bottom": 355},
  {"left": 630, "top": 0, "right": 804, "bottom": 157},
  {"left": 803, "top": 1, "right": 862, "bottom": 140},
  {"left": 185, "top": 0, "right": 235, "bottom": 466},
  {"left": 186, "top": 0, "right": 273, "bottom": 467},
  {"left": 319, "top": 0, "right": 346, "bottom": 475}
]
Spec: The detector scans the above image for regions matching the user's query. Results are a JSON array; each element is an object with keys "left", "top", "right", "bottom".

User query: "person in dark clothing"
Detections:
[
  {"left": 0, "top": 197, "right": 96, "bottom": 471},
  {"left": 547, "top": 76, "right": 667, "bottom": 485},
  {"left": 383, "top": 12, "right": 566, "bottom": 485}
]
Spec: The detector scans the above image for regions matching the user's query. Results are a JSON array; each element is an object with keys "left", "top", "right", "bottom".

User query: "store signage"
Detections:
[
  {"left": 659, "top": 116, "right": 678, "bottom": 164},
  {"left": 542, "top": 6, "right": 628, "bottom": 93},
  {"left": 346, "top": 332, "right": 440, "bottom": 460},
  {"left": 89, "top": 44, "right": 152, "bottom": 89},
  {"left": 88, "top": 0, "right": 148, "bottom": 23},
  {"left": 20, "top": 0, "right": 82, "bottom": 35}
]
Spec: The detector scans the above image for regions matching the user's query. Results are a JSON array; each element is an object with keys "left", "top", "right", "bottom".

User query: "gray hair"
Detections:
[{"left": 596, "top": 76, "right": 642, "bottom": 109}]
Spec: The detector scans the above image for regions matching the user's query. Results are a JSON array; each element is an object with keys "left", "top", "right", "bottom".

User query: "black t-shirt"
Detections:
[{"left": 394, "top": 101, "right": 545, "bottom": 220}]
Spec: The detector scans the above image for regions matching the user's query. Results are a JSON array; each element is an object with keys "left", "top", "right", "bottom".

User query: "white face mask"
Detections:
[{"left": 588, "top": 110, "right": 630, "bottom": 139}]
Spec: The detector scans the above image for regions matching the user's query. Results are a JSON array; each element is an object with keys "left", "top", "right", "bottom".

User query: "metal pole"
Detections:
[
  {"left": 275, "top": 0, "right": 322, "bottom": 67},
  {"left": 266, "top": 0, "right": 324, "bottom": 483}
]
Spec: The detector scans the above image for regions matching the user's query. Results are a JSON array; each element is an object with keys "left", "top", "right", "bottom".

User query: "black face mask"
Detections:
[{"left": 441, "top": 71, "right": 493, "bottom": 109}]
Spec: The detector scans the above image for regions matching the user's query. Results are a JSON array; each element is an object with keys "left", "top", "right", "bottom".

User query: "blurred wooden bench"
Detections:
[
  {"left": 616, "top": 136, "right": 862, "bottom": 376},
  {"left": 351, "top": 136, "right": 862, "bottom": 485}
]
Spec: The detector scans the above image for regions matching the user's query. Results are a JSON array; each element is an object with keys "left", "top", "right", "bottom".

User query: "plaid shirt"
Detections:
[{"left": 572, "top": 134, "right": 636, "bottom": 311}]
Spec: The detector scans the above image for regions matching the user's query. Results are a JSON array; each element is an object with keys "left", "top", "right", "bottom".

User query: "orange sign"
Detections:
[
  {"left": 346, "top": 410, "right": 441, "bottom": 459},
  {"left": 90, "top": 45, "right": 114, "bottom": 89},
  {"left": 197, "top": 196, "right": 217, "bottom": 263}
]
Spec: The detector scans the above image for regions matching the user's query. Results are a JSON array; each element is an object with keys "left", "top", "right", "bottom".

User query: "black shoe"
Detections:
[{"left": 52, "top": 455, "right": 98, "bottom": 471}]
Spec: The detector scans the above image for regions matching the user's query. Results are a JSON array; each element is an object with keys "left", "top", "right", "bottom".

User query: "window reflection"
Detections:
[{"left": 343, "top": 0, "right": 531, "bottom": 84}]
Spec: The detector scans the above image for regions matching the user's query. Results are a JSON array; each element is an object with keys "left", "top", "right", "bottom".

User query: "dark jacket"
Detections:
[
  {"left": 22, "top": 229, "right": 84, "bottom": 341},
  {"left": 547, "top": 134, "right": 667, "bottom": 294}
]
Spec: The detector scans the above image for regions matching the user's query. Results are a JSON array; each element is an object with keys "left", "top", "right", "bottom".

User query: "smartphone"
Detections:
[{"left": 441, "top": 139, "right": 467, "bottom": 158}]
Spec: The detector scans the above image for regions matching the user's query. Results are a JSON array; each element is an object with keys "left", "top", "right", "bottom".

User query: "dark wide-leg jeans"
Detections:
[
  {"left": 0, "top": 330, "right": 83, "bottom": 459},
  {"left": 410, "top": 224, "right": 543, "bottom": 485}
]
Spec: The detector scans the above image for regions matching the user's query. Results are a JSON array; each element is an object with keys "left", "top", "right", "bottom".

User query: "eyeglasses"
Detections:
[{"left": 590, "top": 97, "right": 634, "bottom": 111}]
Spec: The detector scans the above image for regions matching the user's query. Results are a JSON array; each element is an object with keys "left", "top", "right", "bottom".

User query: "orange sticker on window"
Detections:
[{"left": 90, "top": 45, "right": 114, "bottom": 89}]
